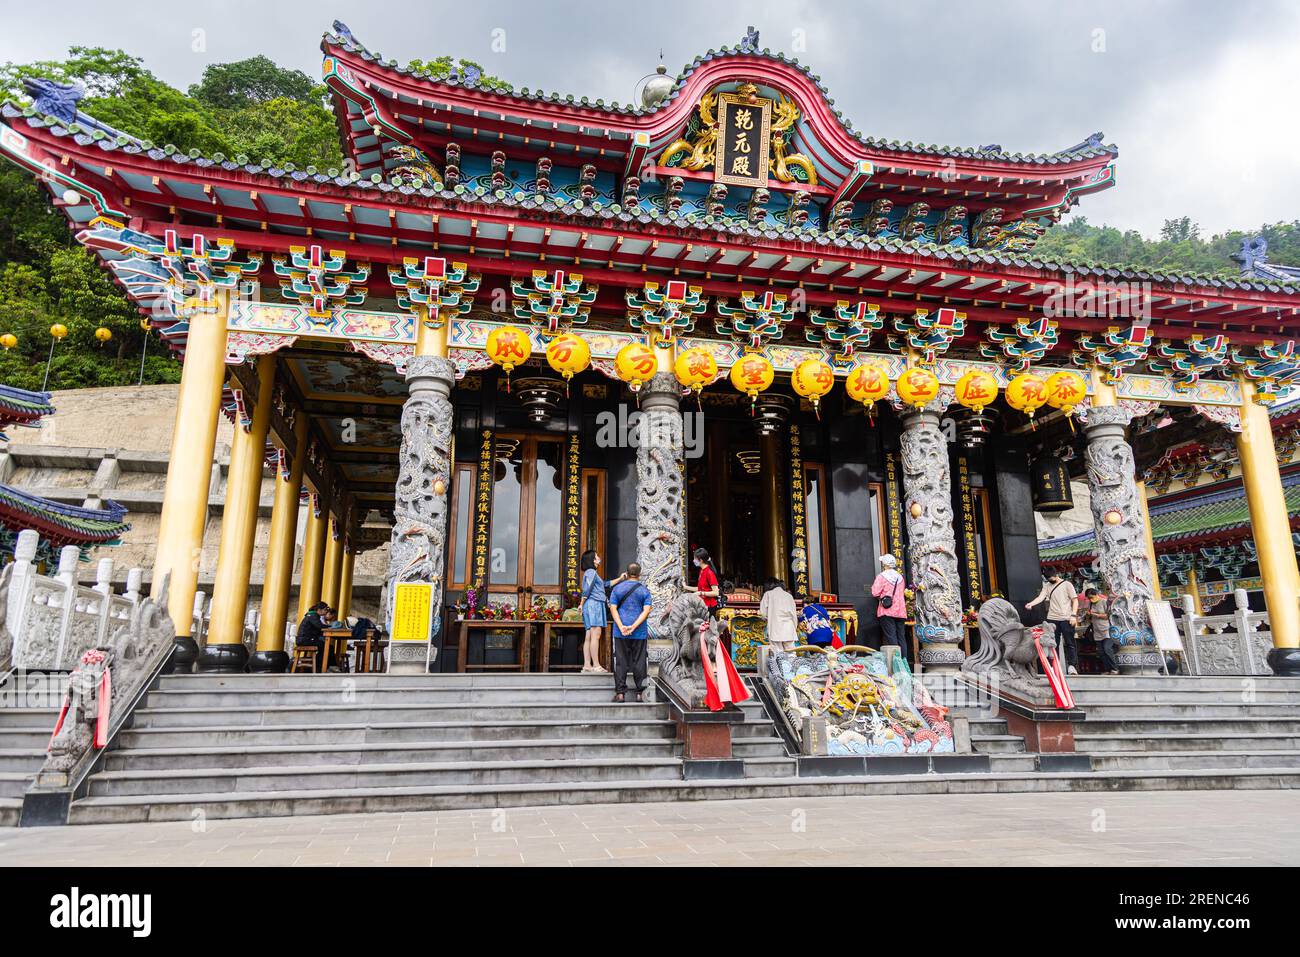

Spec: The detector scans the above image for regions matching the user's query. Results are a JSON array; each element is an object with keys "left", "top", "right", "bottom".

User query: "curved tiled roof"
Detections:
[
  {"left": 6, "top": 102, "right": 1295, "bottom": 298},
  {"left": 321, "top": 22, "right": 1118, "bottom": 167},
  {"left": 0, "top": 483, "right": 129, "bottom": 543}
]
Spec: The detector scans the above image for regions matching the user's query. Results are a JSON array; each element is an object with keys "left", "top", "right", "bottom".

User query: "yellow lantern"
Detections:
[
  {"left": 545, "top": 333, "right": 591, "bottom": 390},
  {"left": 485, "top": 325, "right": 533, "bottom": 389},
  {"left": 94, "top": 327, "right": 113, "bottom": 344},
  {"left": 844, "top": 361, "right": 891, "bottom": 412},
  {"left": 49, "top": 324, "right": 68, "bottom": 340},
  {"left": 1045, "top": 370, "right": 1087, "bottom": 416},
  {"left": 0, "top": 334, "right": 16, "bottom": 350},
  {"left": 614, "top": 342, "right": 658, "bottom": 393},
  {"left": 729, "top": 353, "right": 774, "bottom": 413},
  {"left": 895, "top": 365, "right": 941, "bottom": 410},
  {"left": 953, "top": 368, "right": 999, "bottom": 414},
  {"left": 1006, "top": 372, "right": 1049, "bottom": 421},
  {"left": 791, "top": 357, "right": 835, "bottom": 417},
  {"left": 674, "top": 347, "right": 718, "bottom": 398}
]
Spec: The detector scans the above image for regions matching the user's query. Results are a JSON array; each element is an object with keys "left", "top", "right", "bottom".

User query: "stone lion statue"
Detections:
[
  {"left": 963, "top": 598, "right": 1057, "bottom": 686},
  {"left": 657, "top": 593, "right": 717, "bottom": 708}
]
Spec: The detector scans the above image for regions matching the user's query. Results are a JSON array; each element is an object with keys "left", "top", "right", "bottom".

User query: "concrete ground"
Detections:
[{"left": 0, "top": 790, "right": 1295, "bottom": 866}]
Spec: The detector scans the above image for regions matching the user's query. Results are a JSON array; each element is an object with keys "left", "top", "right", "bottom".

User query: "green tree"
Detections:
[{"left": 189, "top": 55, "right": 319, "bottom": 109}]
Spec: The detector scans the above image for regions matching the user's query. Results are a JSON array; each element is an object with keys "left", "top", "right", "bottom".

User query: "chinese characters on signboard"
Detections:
[
  {"left": 391, "top": 582, "right": 433, "bottom": 642},
  {"left": 472, "top": 430, "right": 494, "bottom": 589},
  {"left": 563, "top": 433, "right": 582, "bottom": 596},
  {"left": 715, "top": 93, "right": 772, "bottom": 189},
  {"left": 789, "top": 425, "right": 809, "bottom": 597},
  {"left": 884, "top": 451, "right": 905, "bottom": 562},
  {"left": 957, "top": 455, "right": 981, "bottom": 606}
]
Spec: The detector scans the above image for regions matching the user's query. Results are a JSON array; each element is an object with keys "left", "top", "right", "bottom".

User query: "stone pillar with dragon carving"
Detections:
[
  {"left": 384, "top": 354, "right": 456, "bottom": 673},
  {"left": 636, "top": 372, "right": 687, "bottom": 649},
  {"left": 1084, "top": 405, "right": 1162, "bottom": 674},
  {"left": 899, "top": 402, "right": 966, "bottom": 673}
]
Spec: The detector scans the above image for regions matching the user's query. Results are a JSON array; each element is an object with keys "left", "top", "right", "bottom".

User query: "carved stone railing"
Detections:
[
  {"left": 0, "top": 529, "right": 176, "bottom": 826},
  {"left": 1178, "top": 589, "right": 1276, "bottom": 676}
]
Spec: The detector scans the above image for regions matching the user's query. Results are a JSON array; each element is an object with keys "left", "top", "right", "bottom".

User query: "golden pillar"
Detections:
[
  {"left": 297, "top": 497, "right": 327, "bottom": 621},
  {"left": 321, "top": 517, "right": 345, "bottom": 610},
  {"left": 201, "top": 355, "right": 274, "bottom": 671},
  {"left": 251, "top": 411, "right": 308, "bottom": 672},
  {"left": 1186, "top": 565, "right": 1205, "bottom": 616},
  {"left": 759, "top": 430, "right": 789, "bottom": 584},
  {"left": 1237, "top": 379, "right": 1300, "bottom": 673},
  {"left": 337, "top": 548, "right": 356, "bottom": 621},
  {"left": 1137, "top": 480, "right": 1162, "bottom": 601},
  {"left": 152, "top": 291, "right": 230, "bottom": 670}
]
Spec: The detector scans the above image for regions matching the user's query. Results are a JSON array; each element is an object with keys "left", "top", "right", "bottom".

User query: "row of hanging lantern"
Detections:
[{"left": 482, "top": 322, "right": 1088, "bottom": 425}]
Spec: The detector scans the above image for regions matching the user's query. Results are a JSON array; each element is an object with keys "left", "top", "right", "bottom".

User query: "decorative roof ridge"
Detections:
[
  {"left": 321, "top": 21, "right": 1118, "bottom": 167},
  {"left": 0, "top": 484, "right": 128, "bottom": 523},
  {"left": 6, "top": 103, "right": 1298, "bottom": 297}
]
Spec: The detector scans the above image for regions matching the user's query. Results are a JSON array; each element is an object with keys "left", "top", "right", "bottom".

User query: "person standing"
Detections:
[
  {"left": 608, "top": 563, "right": 653, "bottom": 702},
  {"left": 870, "top": 554, "right": 908, "bottom": 655},
  {"left": 1086, "top": 587, "right": 1118, "bottom": 674},
  {"left": 579, "top": 549, "right": 625, "bottom": 674},
  {"left": 1026, "top": 571, "right": 1080, "bottom": 675},
  {"left": 683, "top": 547, "right": 726, "bottom": 650},
  {"left": 758, "top": 578, "right": 798, "bottom": 654}
]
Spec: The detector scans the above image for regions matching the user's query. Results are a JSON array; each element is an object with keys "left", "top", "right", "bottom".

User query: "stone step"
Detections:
[
  {"left": 0, "top": 708, "right": 60, "bottom": 729},
  {"left": 1075, "top": 732, "right": 1300, "bottom": 752},
  {"left": 731, "top": 739, "right": 790, "bottom": 759},
  {"left": 102, "top": 738, "right": 681, "bottom": 771},
  {"left": 0, "top": 727, "right": 53, "bottom": 749},
  {"left": 143, "top": 687, "right": 644, "bottom": 707},
  {"left": 743, "top": 756, "right": 798, "bottom": 778},
  {"left": 1079, "top": 704, "right": 1300, "bottom": 720},
  {"left": 1078, "top": 718, "right": 1300, "bottom": 736},
  {"left": 0, "top": 797, "right": 20, "bottom": 827},
  {"left": 116, "top": 718, "right": 677, "bottom": 750},
  {"left": 1065, "top": 676, "right": 1300, "bottom": 691},
  {"left": 987, "top": 754, "right": 1038, "bottom": 772},
  {"left": 129, "top": 702, "right": 669, "bottom": 728},
  {"left": 970, "top": 734, "right": 1026, "bottom": 753},
  {"left": 0, "top": 748, "right": 48, "bottom": 773},
  {"left": 156, "top": 673, "right": 618, "bottom": 691},
  {"left": 85, "top": 757, "right": 686, "bottom": 798},
  {"left": 0, "top": 770, "right": 35, "bottom": 799},
  {"left": 1070, "top": 691, "right": 1300, "bottom": 704},
  {"left": 65, "top": 766, "right": 1300, "bottom": 825},
  {"left": 1087, "top": 750, "right": 1300, "bottom": 771}
]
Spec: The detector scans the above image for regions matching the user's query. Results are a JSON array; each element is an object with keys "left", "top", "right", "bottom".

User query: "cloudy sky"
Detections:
[{"left": 2, "top": 0, "right": 1296, "bottom": 239}]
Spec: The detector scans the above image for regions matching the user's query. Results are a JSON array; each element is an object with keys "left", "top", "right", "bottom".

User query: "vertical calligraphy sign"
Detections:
[
  {"left": 957, "top": 454, "right": 981, "bottom": 607},
  {"left": 472, "top": 429, "right": 494, "bottom": 591},
  {"left": 715, "top": 93, "right": 772, "bottom": 189},
  {"left": 884, "top": 450, "right": 905, "bottom": 560},
  {"left": 563, "top": 432, "right": 582, "bottom": 598},
  {"left": 789, "top": 424, "right": 809, "bottom": 597}
]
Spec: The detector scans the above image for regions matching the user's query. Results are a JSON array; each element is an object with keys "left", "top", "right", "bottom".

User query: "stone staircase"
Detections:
[
  {"left": 1066, "top": 675, "right": 1300, "bottom": 774},
  {"left": 7, "top": 671, "right": 1297, "bottom": 826},
  {"left": 0, "top": 704, "right": 60, "bottom": 827}
]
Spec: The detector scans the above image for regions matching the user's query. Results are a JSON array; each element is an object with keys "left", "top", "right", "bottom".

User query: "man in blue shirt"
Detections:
[{"left": 609, "top": 562, "right": 653, "bottom": 702}]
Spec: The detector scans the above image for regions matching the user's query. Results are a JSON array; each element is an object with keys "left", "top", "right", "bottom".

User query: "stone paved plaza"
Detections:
[{"left": 0, "top": 790, "right": 1296, "bottom": 866}]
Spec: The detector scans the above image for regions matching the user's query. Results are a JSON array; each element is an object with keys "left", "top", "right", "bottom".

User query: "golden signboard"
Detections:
[
  {"left": 715, "top": 92, "right": 772, "bottom": 188},
  {"left": 391, "top": 582, "right": 433, "bottom": 642}
]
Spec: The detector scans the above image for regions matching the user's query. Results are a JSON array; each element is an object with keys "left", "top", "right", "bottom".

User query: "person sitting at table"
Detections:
[{"left": 296, "top": 602, "right": 329, "bottom": 672}]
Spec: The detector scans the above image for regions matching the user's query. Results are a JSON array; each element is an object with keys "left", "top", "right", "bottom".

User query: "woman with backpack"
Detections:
[
  {"left": 579, "top": 549, "right": 625, "bottom": 673},
  {"left": 870, "top": 553, "right": 908, "bottom": 655}
]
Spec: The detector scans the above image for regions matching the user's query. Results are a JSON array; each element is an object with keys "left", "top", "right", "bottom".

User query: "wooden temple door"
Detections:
[{"left": 487, "top": 434, "right": 566, "bottom": 610}]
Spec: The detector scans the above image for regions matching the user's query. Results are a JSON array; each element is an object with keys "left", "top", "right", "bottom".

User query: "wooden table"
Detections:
[
  {"left": 321, "top": 627, "right": 354, "bottom": 673},
  {"left": 456, "top": 620, "right": 534, "bottom": 673},
  {"left": 539, "top": 621, "right": 601, "bottom": 672}
]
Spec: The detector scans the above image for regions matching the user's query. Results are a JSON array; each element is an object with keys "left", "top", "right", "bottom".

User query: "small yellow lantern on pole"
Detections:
[
  {"left": 0, "top": 334, "right": 16, "bottom": 351},
  {"left": 545, "top": 333, "right": 591, "bottom": 393},
  {"left": 953, "top": 368, "right": 1000, "bottom": 414},
  {"left": 791, "top": 357, "right": 835, "bottom": 418},
  {"left": 728, "top": 352, "right": 774, "bottom": 414},
  {"left": 43, "top": 323, "right": 69, "bottom": 391},
  {"left": 844, "top": 360, "right": 891, "bottom": 420},
  {"left": 614, "top": 342, "right": 658, "bottom": 394},
  {"left": 1006, "top": 371, "right": 1050, "bottom": 424},
  {"left": 485, "top": 325, "right": 533, "bottom": 391},
  {"left": 94, "top": 327, "right": 113, "bottom": 345},
  {"left": 674, "top": 346, "right": 718, "bottom": 408},
  {"left": 895, "top": 365, "right": 941, "bottom": 411}
]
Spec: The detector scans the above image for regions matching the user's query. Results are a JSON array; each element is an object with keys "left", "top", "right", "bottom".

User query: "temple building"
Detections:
[{"left": 2, "top": 21, "right": 1298, "bottom": 679}]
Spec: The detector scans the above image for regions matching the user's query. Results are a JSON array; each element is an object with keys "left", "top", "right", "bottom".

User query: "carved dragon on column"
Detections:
[
  {"left": 386, "top": 355, "right": 456, "bottom": 652},
  {"left": 636, "top": 372, "right": 686, "bottom": 640},
  {"left": 1084, "top": 405, "right": 1159, "bottom": 671},
  {"left": 899, "top": 406, "right": 965, "bottom": 671}
]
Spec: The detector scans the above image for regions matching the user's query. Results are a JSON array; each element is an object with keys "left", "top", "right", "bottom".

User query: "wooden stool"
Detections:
[
  {"left": 369, "top": 639, "right": 387, "bottom": 673},
  {"left": 290, "top": 646, "right": 318, "bottom": 673}
]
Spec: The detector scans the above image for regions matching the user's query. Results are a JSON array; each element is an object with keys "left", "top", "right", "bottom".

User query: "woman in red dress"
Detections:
[{"left": 683, "top": 548, "right": 721, "bottom": 615}]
